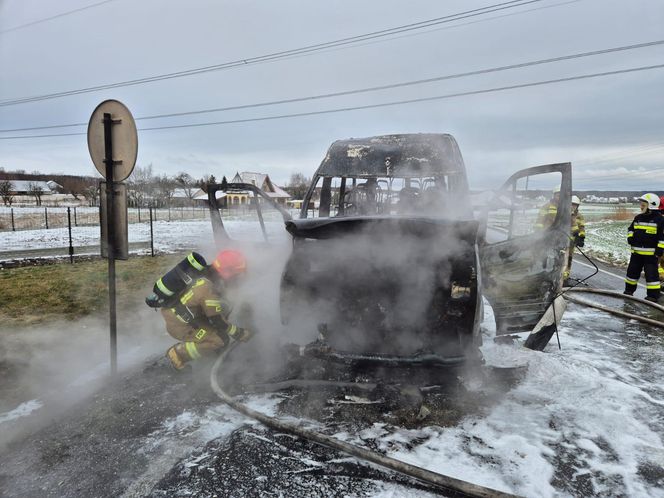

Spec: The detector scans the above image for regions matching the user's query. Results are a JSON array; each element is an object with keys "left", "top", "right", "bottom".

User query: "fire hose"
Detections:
[
  {"left": 210, "top": 345, "right": 522, "bottom": 498},
  {"left": 209, "top": 284, "right": 662, "bottom": 496},
  {"left": 562, "top": 287, "right": 664, "bottom": 329}
]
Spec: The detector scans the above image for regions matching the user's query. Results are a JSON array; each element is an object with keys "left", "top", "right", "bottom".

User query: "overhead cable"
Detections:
[
  {"left": 0, "top": 0, "right": 549, "bottom": 106},
  {"left": 0, "top": 0, "right": 121, "bottom": 34},
  {"left": 2, "top": 62, "right": 662, "bottom": 140},
  {"left": 2, "top": 38, "right": 662, "bottom": 133}
]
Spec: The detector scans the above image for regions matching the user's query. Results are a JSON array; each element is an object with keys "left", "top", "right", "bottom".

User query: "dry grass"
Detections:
[
  {"left": 603, "top": 205, "right": 637, "bottom": 221},
  {"left": 0, "top": 254, "right": 180, "bottom": 327}
]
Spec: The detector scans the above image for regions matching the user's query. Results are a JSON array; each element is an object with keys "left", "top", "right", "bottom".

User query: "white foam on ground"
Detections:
[
  {"left": 0, "top": 399, "right": 43, "bottom": 425},
  {"left": 374, "top": 306, "right": 664, "bottom": 498}
]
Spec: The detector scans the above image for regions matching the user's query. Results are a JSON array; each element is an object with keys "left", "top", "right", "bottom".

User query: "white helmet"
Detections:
[
  {"left": 639, "top": 193, "right": 660, "bottom": 210},
  {"left": 571, "top": 195, "right": 581, "bottom": 205}
]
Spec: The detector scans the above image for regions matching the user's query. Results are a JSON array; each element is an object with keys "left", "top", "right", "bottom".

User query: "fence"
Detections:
[
  {"left": 0, "top": 206, "right": 210, "bottom": 232},
  {"left": 0, "top": 203, "right": 307, "bottom": 267}
]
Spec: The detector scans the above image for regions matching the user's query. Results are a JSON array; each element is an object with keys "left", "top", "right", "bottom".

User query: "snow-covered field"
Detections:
[
  {"left": 0, "top": 209, "right": 633, "bottom": 268},
  {"left": 584, "top": 220, "right": 631, "bottom": 266},
  {"left": 0, "top": 218, "right": 289, "bottom": 258}
]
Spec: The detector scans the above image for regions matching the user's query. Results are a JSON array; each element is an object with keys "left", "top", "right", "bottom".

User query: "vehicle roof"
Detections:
[{"left": 313, "top": 133, "right": 467, "bottom": 178}]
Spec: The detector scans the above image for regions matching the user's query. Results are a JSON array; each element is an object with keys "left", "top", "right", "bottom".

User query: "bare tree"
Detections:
[
  {"left": 0, "top": 180, "right": 14, "bottom": 206},
  {"left": 28, "top": 182, "right": 44, "bottom": 206},
  {"left": 127, "top": 164, "right": 154, "bottom": 207},
  {"left": 83, "top": 184, "right": 100, "bottom": 206},
  {"left": 198, "top": 174, "right": 217, "bottom": 192},
  {"left": 285, "top": 172, "right": 311, "bottom": 199},
  {"left": 175, "top": 172, "right": 197, "bottom": 204},
  {"left": 155, "top": 174, "right": 176, "bottom": 208}
]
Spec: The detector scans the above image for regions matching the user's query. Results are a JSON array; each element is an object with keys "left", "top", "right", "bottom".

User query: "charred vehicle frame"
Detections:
[{"left": 207, "top": 134, "right": 572, "bottom": 375}]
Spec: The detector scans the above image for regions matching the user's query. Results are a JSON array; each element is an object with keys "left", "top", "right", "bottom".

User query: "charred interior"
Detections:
[
  {"left": 204, "top": 134, "right": 572, "bottom": 366},
  {"left": 280, "top": 134, "right": 483, "bottom": 365}
]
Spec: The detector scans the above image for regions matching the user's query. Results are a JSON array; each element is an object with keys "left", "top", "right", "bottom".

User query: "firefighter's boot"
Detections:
[{"left": 166, "top": 343, "right": 191, "bottom": 371}]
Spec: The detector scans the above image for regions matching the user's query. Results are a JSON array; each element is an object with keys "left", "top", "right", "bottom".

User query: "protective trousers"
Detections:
[{"left": 624, "top": 254, "right": 661, "bottom": 299}]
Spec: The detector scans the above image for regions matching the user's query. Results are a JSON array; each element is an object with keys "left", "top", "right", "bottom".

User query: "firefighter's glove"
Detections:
[
  {"left": 575, "top": 236, "right": 585, "bottom": 248},
  {"left": 231, "top": 327, "right": 253, "bottom": 343}
]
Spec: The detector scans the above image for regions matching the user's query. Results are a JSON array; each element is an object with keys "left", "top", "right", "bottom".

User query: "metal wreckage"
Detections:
[
  {"left": 201, "top": 134, "right": 572, "bottom": 497},
  {"left": 206, "top": 133, "right": 572, "bottom": 380}
]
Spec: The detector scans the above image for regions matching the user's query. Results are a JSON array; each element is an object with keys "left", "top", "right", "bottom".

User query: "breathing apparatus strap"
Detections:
[
  {"left": 206, "top": 314, "right": 232, "bottom": 346},
  {"left": 172, "top": 302, "right": 231, "bottom": 346},
  {"left": 174, "top": 265, "right": 194, "bottom": 286}
]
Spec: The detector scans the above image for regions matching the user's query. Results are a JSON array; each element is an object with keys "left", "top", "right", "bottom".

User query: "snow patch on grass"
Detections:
[{"left": 0, "top": 399, "right": 43, "bottom": 425}]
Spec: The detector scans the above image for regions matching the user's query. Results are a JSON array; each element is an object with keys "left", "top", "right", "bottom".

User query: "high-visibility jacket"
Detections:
[
  {"left": 627, "top": 210, "right": 664, "bottom": 257},
  {"left": 161, "top": 277, "right": 246, "bottom": 360},
  {"left": 534, "top": 200, "right": 558, "bottom": 230},
  {"left": 572, "top": 211, "right": 585, "bottom": 240}
]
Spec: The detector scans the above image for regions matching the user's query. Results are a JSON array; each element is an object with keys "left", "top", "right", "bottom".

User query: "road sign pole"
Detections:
[
  {"left": 67, "top": 207, "right": 74, "bottom": 264},
  {"left": 104, "top": 112, "right": 118, "bottom": 376},
  {"left": 88, "top": 99, "right": 138, "bottom": 378}
]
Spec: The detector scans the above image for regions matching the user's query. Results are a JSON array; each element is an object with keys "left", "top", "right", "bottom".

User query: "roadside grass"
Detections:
[
  {"left": 0, "top": 255, "right": 180, "bottom": 327},
  {"left": 603, "top": 205, "right": 636, "bottom": 221}
]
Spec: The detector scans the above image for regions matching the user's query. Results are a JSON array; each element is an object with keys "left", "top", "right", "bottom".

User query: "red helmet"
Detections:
[{"left": 212, "top": 250, "right": 247, "bottom": 280}]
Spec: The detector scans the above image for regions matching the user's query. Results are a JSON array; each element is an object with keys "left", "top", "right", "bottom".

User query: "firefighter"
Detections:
[
  {"left": 624, "top": 193, "right": 664, "bottom": 302},
  {"left": 659, "top": 195, "right": 664, "bottom": 281},
  {"left": 145, "top": 250, "right": 252, "bottom": 371},
  {"left": 534, "top": 186, "right": 560, "bottom": 230},
  {"left": 564, "top": 196, "right": 586, "bottom": 283}
]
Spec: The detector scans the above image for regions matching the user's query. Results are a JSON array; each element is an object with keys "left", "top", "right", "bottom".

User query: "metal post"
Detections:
[
  {"left": 44, "top": 207, "right": 48, "bottom": 229},
  {"left": 252, "top": 195, "right": 268, "bottom": 242},
  {"left": 168, "top": 205, "right": 171, "bottom": 222},
  {"left": 74, "top": 206, "right": 77, "bottom": 226},
  {"left": 103, "top": 112, "right": 118, "bottom": 376},
  {"left": 138, "top": 206, "right": 141, "bottom": 223},
  {"left": 11, "top": 208, "right": 15, "bottom": 231},
  {"left": 67, "top": 207, "right": 74, "bottom": 264},
  {"left": 149, "top": 206, "right": 154, "bottom": 257}
]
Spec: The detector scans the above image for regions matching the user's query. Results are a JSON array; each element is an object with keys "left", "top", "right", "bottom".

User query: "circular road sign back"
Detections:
[{"left": 87, "top": 99, "right": 138, "bottom": 182}]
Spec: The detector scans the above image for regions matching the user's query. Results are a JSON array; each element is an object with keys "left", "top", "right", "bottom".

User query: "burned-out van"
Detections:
[{"left": 207, "top": 133, "right": 572, "bottom": 368}]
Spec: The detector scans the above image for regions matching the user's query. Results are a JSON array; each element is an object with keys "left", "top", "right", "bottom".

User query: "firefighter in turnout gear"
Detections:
[
  {"left": 564, "top": 196, "right": 586, "bottom": 283},
  {"left": 145, "top": 250, "right": 253, "bottom": 371},
  {"left": 659, "top": 195, "right": 664, "bottom": 282},
  {"left": 534, "top": 186, "right": 560, "bottom": 230},
  {"left": 624, "top": 193, "right": 664, "bottom": 302}
]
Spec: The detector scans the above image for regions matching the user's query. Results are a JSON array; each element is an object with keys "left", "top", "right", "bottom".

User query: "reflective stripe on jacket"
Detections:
[
  {"left": 572, "top": 212, "right": 585, "bottom": 238},
  {"left": 161, "top": 278, "right": 243, "bottom": 348},
  {"left": 535, "top": 201, "right": 558, "bottom": 230},
  {"left": 628, "top": 210, "right": 664, "bottom": 257}
]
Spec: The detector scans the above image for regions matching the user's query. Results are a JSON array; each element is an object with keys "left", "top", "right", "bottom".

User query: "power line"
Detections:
[
  {"left": 3, "top": 38, "right": 662, "bottom": 133},
  {"left": 2, "top": 62, "right": 662, "bottom": 140},
  {"left": 0, "top": 0, "right": 549, "bottom": 106},
  {"left": 574, "top": 143, "right": 664, "bottom": 167},
  {"left": 0, "top": 0, "right": 122, "bottom": 34}
]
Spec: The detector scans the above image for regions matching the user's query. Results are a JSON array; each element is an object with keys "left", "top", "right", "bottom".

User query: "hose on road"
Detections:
[
  {"left": 210, "top": 345, "right": 522, "bottom": 498},
  {"left": 562, "top": 287, "right": 664, "bottom": 329}
]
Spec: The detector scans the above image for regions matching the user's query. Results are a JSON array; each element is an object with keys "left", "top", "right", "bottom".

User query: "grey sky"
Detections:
[{"left": 1, "top": 0, "right": 663, "bottom": 189}]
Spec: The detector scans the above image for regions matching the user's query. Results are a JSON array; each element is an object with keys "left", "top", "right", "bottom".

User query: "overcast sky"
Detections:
[{"left": 1, "top": 0, "right": 663, "bottom": 190}]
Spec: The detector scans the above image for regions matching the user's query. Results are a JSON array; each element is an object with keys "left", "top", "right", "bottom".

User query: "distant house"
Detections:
[
  {"left": 172, "top": 187, "right": 205, "bottom": 205},
  {"left": 46, "top": 180, "right": 64, "bottom": 193},
  {"left": 5, "top": 180, "right": 54, "bottom": 195},
  {"left": 228, "top": 171, "right": 291, "bottom": 205}
]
